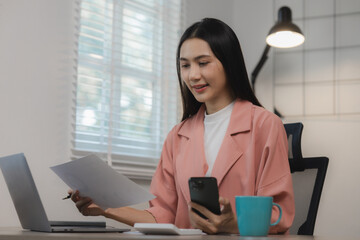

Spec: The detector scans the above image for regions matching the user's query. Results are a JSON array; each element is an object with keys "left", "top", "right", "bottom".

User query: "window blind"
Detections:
[{"left": 72, "top": 0, "right": 182, "bottom": 179}]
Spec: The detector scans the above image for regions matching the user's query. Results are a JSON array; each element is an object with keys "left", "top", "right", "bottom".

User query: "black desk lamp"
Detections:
[{"left": 251, "top": 6, "right": 305, "bottom": 117}]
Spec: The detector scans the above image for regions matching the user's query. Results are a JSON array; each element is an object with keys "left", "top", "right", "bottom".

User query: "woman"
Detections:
[{"left": 71, "top": 18, "right": 295, "bottom": 234}]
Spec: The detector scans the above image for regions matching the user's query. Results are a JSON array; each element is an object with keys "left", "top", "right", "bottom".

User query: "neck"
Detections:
[{"left": 205, "top": 97, "right": 235, "bottom": 115}]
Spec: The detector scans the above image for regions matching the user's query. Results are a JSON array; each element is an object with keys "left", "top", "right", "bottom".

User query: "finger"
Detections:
[
  {"left": 188, "top": 207, "right": 216, "bottom": 234},
  {"left": 189, "top": 205, "right": 205, "bottom": 221},
  {"left": 188, "top": 204, "right": 208, "bottom": 225},
  {"left": 190, "top": 201, "right": 215, "bottom": 219},
  {"left": 188, "top": 205, "right": 198, "bottom": 227},
  {"left": 79, "top": 200, "right": 93, "bottom": 216},
  {"left": 188, "top": 203, "right": 221, "bottom": 234},
  {"left": 193, "top": 218, "right": 217, "bottom": 235},
  {"left": 219, "top": 197, "right": 232, "bottom": 213},
  {"left": 75, "top": 197, "right": 92, "bottom": 211},
  {"left": 70, "top": 190, "right": 80, "bottom": 202}
]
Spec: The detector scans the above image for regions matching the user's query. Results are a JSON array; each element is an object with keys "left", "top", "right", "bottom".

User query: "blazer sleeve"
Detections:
[
  {"left": 145, "top": 126, "right": 178, "bottom": 223},
  {"left": 255, "top": 115, "right": 295, "bottom": 234}
]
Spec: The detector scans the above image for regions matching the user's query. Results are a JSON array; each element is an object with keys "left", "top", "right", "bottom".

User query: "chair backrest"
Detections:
[
  {"left": 284, "top": 122, "right": 329, "bottom": 235},
  {"left": 284, "top": 122, "right": 304, "bottom": 172}
]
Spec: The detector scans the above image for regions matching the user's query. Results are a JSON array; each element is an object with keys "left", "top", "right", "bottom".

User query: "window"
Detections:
[{"left": 72, "top": 0, "right": 182, "bottom": 179}]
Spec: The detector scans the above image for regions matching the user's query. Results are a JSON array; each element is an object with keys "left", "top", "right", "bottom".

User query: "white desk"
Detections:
[{"left": 0, "top": 228, "right": 357, "bottom": 240}]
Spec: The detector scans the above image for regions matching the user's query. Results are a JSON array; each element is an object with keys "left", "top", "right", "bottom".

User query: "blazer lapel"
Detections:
[
  {"left": 176, "top": 105, "right": 208, "bottom": 203},
  {"left": 175, "top": 100, "right": 254, "bottom": 201},
  {"left": 211, "top": 100, "right": 253, "bottom": 186}
]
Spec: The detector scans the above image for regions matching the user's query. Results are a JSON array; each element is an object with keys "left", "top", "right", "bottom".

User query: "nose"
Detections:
[{"left": 189, "top": 65, "right": 201, "bottom": 81}]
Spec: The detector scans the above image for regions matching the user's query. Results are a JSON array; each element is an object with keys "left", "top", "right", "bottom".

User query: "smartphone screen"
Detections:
[{"left": 188, "top": 177, "right": 221, "bottom": 219}]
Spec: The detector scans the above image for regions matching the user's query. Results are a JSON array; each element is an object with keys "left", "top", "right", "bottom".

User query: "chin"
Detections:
[
  {"left": 192, "top": 94, "right": 209, "bottom": 103},
  {"left": 193, "top": 97, "right": 207, "bottom": 103}
]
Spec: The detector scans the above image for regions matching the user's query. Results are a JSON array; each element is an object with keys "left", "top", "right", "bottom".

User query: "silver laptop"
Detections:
[{"left": 0, "top": 153, "right": 130, "bottom": 233}]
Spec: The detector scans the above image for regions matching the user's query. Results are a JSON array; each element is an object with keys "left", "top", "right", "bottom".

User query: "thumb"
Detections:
[{"left": 219, "top": 197, "right": 232, "bottom": 213}]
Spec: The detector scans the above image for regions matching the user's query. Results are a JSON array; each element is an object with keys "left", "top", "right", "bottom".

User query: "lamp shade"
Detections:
[{"left": 266, "top": 6, "right": 305, "bottom": 48}]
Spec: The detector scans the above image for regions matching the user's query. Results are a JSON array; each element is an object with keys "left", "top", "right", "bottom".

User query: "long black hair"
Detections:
[{"left": 176, "top": 18, "right": 261, "bottom": 121}]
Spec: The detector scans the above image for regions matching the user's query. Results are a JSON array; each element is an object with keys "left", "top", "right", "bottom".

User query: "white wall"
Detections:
[
  {"left": 232, "top": 0, "right": 275, "bottom": 111},
  {"left": 0, "top": 0, "right": 74, "bottom": 225},
  {"left": 183, "top": 0, "right": 234, "bottom": 28}
]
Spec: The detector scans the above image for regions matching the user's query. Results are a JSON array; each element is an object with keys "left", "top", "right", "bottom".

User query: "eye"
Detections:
[
  {"left": 181, "top": 63, "right": 190, "bottom": 69},
  {"left": 199, "top": 62, "right": 209, "bottom": 67}
]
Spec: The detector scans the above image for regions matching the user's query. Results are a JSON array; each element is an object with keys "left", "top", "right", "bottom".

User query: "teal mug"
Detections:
[{"left": 235, "top": 196, "right": 282, "bottom": 236}]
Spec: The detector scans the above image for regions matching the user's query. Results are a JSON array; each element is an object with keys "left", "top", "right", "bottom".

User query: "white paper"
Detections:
[{"left": 50, "top": 155, "right": 154, "bottom": 209}]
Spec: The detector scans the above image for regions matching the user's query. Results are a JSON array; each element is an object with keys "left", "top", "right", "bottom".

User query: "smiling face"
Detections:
[{"left": 179, "top": 38, "right": 234, "bottom": 114}]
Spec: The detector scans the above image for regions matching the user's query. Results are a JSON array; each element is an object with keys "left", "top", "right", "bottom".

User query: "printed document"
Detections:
[{"left": 51, "top": 155, "right": 154, "bottom": 209}]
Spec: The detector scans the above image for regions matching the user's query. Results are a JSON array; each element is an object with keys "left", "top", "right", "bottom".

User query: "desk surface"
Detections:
[{"left": 0, "top": 228, "right": 356, "bottom": 240}]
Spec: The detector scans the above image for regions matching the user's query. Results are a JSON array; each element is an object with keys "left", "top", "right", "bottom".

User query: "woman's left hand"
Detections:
[{"left": 188, "top": 196, "right": 239, "bottom": 234}]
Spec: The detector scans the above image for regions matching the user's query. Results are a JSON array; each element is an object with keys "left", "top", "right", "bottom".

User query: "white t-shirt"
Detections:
[{"left": 204, "top": 101, "right": 235, "bottom": 176}]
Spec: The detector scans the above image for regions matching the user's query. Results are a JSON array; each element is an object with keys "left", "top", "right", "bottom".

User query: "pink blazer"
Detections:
[{"left": 146, "top": 99, "right": 295, "bottom": 233}]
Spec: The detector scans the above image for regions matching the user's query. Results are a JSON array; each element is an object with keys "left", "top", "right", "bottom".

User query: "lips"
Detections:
[{"left": 192, "top": 84, "right": 209, "bottom": 93}]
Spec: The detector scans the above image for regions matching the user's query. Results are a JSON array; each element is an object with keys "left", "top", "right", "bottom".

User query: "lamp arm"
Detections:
[
  {"left": 250, "top": 44, "right": 283, "bottom": 118},
  {"left": 251, "top": 44, "right": 271, "bottom": 92}
]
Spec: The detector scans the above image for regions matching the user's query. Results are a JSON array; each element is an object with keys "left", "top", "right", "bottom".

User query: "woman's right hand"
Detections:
[{"left": 69, "top": 190, "right": 105, "bottom": 217}]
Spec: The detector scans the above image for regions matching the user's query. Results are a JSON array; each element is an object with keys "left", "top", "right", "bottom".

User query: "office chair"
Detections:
[{"left": 284, "top": 122, "right": 329, "bottom": 235}]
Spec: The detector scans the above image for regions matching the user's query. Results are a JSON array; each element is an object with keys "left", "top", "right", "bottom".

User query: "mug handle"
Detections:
[{"left": 270, "top": 203, "right": 282, "bottom": 226}]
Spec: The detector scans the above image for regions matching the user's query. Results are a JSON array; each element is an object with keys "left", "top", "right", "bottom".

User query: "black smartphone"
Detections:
[{"left": 188, "top": 177, "right": 221, "bottom": 219}]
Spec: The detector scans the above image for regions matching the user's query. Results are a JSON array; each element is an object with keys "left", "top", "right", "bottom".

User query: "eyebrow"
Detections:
[{"left": 179, "top": 55, "right": 212, "bottom": 61}]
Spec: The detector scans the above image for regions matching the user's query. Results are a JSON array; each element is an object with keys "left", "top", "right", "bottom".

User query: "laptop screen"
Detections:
[{"left": 0, "top": 153, "right": 51, "bottom": 232}]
